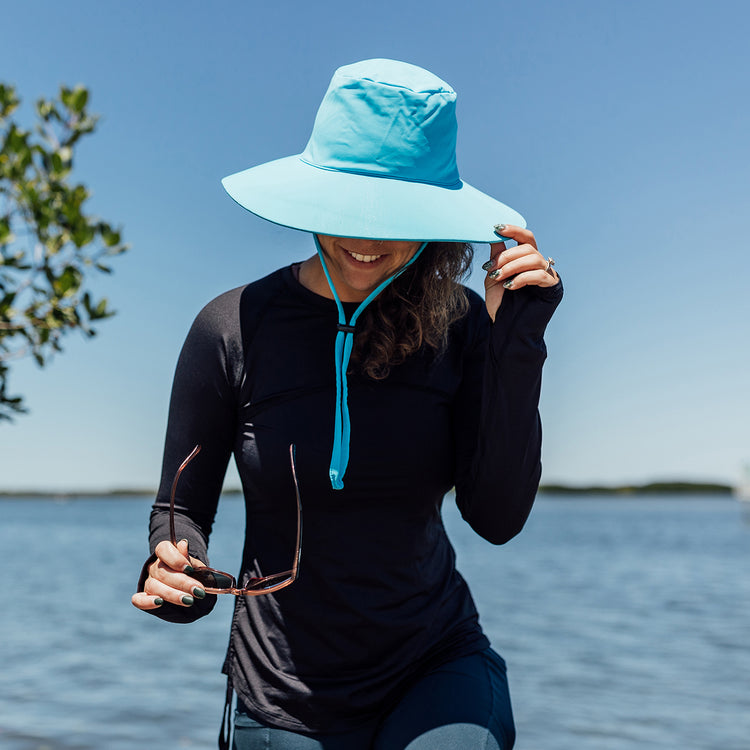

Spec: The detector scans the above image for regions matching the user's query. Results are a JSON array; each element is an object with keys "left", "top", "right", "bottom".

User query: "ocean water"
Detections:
[{"left": 1, "top": 494, "right": 749, "bottom": 750}]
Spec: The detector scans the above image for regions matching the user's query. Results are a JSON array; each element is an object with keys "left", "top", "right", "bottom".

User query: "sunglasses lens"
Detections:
[
  {"left": 244, "top": 572, "right": 293, "bottom": 591},
  {"left": 192, "top": 568, "right": 234, "bottom": 589}
]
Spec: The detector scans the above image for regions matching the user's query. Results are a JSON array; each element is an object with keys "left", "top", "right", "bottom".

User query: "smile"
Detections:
[{"left": 346, "top": 250, "right": 383, "bottom": 264}]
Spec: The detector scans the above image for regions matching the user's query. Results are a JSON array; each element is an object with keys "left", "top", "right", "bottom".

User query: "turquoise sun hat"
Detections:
[{"left": 221, "top": 58, "right": 525, "bottom": 243}]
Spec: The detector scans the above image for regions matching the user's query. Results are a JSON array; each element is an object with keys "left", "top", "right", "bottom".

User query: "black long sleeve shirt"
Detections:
[{"left": 142, "top": 264, "right": 562, "bottom": 733}]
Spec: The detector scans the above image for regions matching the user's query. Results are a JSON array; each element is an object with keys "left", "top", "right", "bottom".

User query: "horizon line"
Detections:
[{"left": 0, "top": 479, "right": 736, "bottom": 499}]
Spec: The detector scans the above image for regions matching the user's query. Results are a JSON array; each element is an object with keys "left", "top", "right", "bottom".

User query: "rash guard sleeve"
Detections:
[
  {"left": 138, "top": 288, "right": 246, "bottom": 623},
  {"left": 453, "top": 279, "right": 563, "bottom": 544}
]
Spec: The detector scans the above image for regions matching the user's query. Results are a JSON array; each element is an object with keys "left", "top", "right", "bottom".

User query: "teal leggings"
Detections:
[{"left": 232, "top": 649, "right": 515, "bottom": 750}]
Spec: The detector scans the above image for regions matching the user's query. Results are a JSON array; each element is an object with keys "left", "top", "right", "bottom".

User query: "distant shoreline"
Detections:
[
  {"left": 539, "top": 481, "right": 733, "bottom": 496},
  {"left": 0, "top": 488, "right": 245, "bottom": 499},
  {"left": 0, "top": 482, "right": 735, "bottom": 499}
]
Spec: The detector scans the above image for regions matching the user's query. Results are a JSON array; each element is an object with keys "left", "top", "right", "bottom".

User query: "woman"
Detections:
[{"left": 132, "top": 59, "right": 562, "bottom": 750}]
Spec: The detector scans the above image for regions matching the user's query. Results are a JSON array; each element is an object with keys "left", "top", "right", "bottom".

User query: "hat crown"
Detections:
[{"left": 301, "top": 59, "right": 460, "bottom": 187}]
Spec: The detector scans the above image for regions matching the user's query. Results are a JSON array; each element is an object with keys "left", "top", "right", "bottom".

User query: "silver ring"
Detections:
[{"left": 544, "top": 257, "right": 556, "bottom": 277}]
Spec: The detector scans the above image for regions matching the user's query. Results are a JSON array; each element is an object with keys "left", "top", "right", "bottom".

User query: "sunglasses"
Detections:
[{"left": 169, "top": 444, "right": 302, "bottom": 596}]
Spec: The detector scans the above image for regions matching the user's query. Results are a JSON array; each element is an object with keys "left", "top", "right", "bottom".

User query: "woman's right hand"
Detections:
[{"left": 131, "top": 539, "right": 207, "bottom": 611}]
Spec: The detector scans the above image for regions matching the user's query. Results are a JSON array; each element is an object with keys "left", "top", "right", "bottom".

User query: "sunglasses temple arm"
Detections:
[
  {"left": 289, "top": 444, "right": 303, "bottom": 579},
  {"left": 168, "top": 445, "right": 202, "bottom": 548}
]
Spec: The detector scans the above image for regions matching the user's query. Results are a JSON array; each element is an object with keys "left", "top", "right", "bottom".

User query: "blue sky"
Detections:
[{"left": 1, "top": 0, "right": 748, "bottom": 491}]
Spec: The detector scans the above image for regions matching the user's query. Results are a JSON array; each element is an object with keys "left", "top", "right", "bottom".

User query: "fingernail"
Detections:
[
  {"left": 503, "top": 279, "right": 514, "bottom": 289},
  {"left": 488, "top": 269, "right": 501, "bottom": 280},
  {"left": 153, "top": 597, "right": 164, "bottom": 607},
  {"left": 181, "top": 595, "right": 195, "bottom": 606},
  {"left": 481, "top": 259, "right": 494, "bottom": 271},
  {"left": 184, "top": 564, "right": 194, "bottom": 574},
  {"left": 193, "top": 587, "right": 206, "bottom": 599},
  {"left": 494, "top": 223, "right": 507, "bottom": 233}
]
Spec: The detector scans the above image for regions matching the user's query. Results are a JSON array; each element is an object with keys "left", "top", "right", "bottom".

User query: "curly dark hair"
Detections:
[{"left": 350, "top": 242, "right": 474, "bottom": 379}]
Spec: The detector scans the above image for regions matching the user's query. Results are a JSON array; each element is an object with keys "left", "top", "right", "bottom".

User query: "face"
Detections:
[{"left": 315, "top": 235, "right": 423, "bottom": 303}]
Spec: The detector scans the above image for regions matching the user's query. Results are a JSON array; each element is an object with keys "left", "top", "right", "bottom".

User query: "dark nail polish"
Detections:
[
  {"left": 193, "top": 587, "right": 206, "bottom": 599},
  {"left": 153, "top": 597, "right": 164, "bottom": 607},
  {"left": 184, "top": 564, "right": 194, "bottom": 574},
  {"left": 488, "top": 269, "right": 501, "bottom": 280},
  {"left": 503, "top": 279, "right": 514, "bottom": 289},
  {"left": 481, "top": 259, "right": 494, "bottom": 271},
  {"left": 181, "top": 595, "right": 195, "bottom": 606}
]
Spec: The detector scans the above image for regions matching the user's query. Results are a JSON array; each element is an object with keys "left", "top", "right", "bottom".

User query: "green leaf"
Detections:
[
  {"left": 59, "top": 86, "right": 74, "bottom": 109},
  {"left": 55, "top": 265, "right": 81, "bottom": 295},
  {"left": 0, "top": 83, "right": 20, "bottom": 118},
  {"left": 36, "top": 99, "right": 54, "bottom": 120},
  {"left": 70, "top": 86, "right": 89, "bottom": 113},
  {"left": 0, "top": 217, "right": 13, "bottom": 245},
  {"left": 99, "top": 225, "right": 121, "bottom": 247}
]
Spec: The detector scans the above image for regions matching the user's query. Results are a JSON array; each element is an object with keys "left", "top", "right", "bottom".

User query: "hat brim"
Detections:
[{"left": 221, "top": 156, "right": 525, "bottom": 244}]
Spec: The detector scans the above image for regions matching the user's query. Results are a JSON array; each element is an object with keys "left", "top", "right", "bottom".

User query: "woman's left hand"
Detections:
[{"left": 483, "top": 224, "right": 559, "bottom": 322}]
